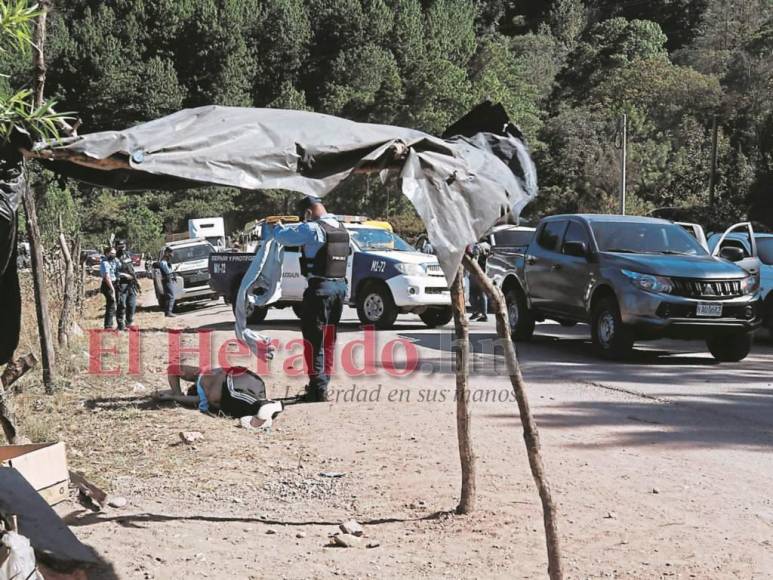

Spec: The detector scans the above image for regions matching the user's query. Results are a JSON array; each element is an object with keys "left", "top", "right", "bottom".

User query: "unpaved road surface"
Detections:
[{"left": 56, "top": 294, "right": 773, "bottom": 579}]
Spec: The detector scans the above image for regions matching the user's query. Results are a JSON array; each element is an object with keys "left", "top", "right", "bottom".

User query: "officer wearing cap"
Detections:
[
  {"left": 159, "top": 247, "right": 177, "bottom": 318},
  {"left": 272, "top": 196, "right": 349, "bottom": 402},
  {"left": 114, "top": 239, "right": 139, "bottom": 330}
]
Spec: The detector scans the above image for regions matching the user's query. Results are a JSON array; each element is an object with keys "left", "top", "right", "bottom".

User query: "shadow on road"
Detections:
[
  {"left": 398, "top": 325, "right": 773, "bottom": 388},
  {"left": 483, "top": 382, "right": 773, "bottom": 449}
]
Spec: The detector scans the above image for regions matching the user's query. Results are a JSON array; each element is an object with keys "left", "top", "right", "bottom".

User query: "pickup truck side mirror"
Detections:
[
  {"left": 719, "top": 246, "right": 745, "bottom": 262},
  {"left": 563, "top": 241, "right": 588, "bottom": 258}
]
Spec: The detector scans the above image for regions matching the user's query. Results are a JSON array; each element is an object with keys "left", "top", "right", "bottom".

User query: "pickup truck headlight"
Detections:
[
  {"left": 395, "top": 263, "right": 425, "bottom": 276},
  {"left": 740, "top": 274, "right": 759, "bottom": 295},
  {"left": 621, "top": 269, "right": 674, "bottom": 294}
]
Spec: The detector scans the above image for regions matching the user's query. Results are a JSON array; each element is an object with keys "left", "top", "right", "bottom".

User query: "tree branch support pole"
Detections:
[
  {"left": 23, "top": 173, "right": 56, "bottom": 393},
  {"left": 25, "top": 0, "right": 56, "bottom": 393},
  {"left": 58, "top": 231, "right": 75, "bottom": 348},
  {"left": 463, "top": 255, "right": 563, "bottom": 580},
  {"left": 450, "top": 267, "right": 476, "bottom": 514}
]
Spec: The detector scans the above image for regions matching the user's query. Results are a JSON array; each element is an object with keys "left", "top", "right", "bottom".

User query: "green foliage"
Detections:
[
  {"left": 0, "top": 0, "right": 39, "bottom": 54},
  {"left": 7, "top": 0, "right": 770, "bottom": 237}
]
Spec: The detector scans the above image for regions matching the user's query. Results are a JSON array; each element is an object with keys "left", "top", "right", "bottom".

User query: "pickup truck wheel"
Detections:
[
  {"left": 506, "top": 288, "right": 535, "bottom": 341},
  {"left": 357, "top": 284, "right": 398, "bottom": 329},
  {"left": 706, "top": 333, "right": 753, "bottom": 362},
  {"left": 292, "top": 304, "right": 304, "bottom": 319},
  {"left": 230, "top": 294, "right": 268, "bottom": 324},
  {"left": 419, "top": 306, "right": 453, "bottom": 328},
  {"left": 591, "top": 297, "right": 633, "bottom": 360}
]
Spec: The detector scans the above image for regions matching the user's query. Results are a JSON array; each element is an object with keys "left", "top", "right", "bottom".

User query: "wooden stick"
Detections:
[
  {"left": 58, "top": 231, "right": 75, "bottom": 348},
  {"left": 23, "top": 148, "right": 130, "bottom": 171},
  {"left": 450, "top": 266, "right": 476, "bottom": 514},
  {"left": 0, "top": 353, "right": 37, "bottom": 444},
  {"left": 463, "top": 254, "right": 564, "bottom": 580}
]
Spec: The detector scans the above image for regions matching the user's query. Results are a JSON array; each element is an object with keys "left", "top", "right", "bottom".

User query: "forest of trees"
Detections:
[{"left": 3, "top": 0, "right": 772, "bottom": 251}]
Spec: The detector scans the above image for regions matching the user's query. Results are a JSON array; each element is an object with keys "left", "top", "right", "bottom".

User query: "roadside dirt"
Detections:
[{"left": 19, "top": 281, "right": 772, "bottom": 579}]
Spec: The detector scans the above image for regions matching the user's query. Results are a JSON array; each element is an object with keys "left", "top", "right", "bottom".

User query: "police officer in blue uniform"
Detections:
[
  {"left": 114, "top": 239, "right": 138, "bottom": 330},
  {"left": 272, "top": 196, "right": 349, "bottom": 402},
  {"left": 99, "top": 245, "right": 119, "bottom": 329},
  {"left": 159, "top": 247, "right": 177, "bottom": 318}
]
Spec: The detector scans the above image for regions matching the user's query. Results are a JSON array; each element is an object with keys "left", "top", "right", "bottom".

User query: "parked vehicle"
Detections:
[
  {"left": 151, "top": 239, "right": 217, "bottom": 311},
  {"left": 209, "top": 217, "right": 452, "bottom": 328},
  {"left": 189, "top": 217, "right": 226, "bottom": 249},
  {"left": 80, "top": 248, "right": 100, "bottom": 266},
  {"left": 488, "top": 214, "right": 762, "bottom": 362},
  {"left": 708, "top": 229, "right": 773, "bottom": 337}
]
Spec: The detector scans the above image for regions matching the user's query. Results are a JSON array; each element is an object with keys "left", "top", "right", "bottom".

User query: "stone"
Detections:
[
  {"left": 108, "top": 496, "right": 128, "bottom": 508},
  {"left": 652, "top": 488, "right": 660, "bottom": 494},
  {"left": 332, "top": 534, "right": 362, "bottom": 548},
  {"left": 179, "top": 431, "right": 204, "bottom": 444},
  {"left": 265, "top": 529, "right": 277, "bottom": 535},
  {"left": 366, "top": 541, "right": 380, "bottom": 549},
  {"left": 296, "top": 532, "right": 306, "bottom": 539},
  {"left": 605, "top": 511, "right": 617, "bottom": 519},
  {"left": 132, "top": 382, "right": 147, "bottom": 394},
  {"left": 340, "top": 520, "right": 364, "bottom": 537}
]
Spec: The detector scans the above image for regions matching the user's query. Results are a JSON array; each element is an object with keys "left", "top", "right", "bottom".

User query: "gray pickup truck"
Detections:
[{"left": 487, "top": 214, "right": 762, "bottom": 361}]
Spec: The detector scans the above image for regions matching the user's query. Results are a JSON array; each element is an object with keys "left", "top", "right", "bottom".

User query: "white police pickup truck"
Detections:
[
  {"left": 151, "top": 238, "right": 217, "bottom": 311},
  {"left": 209, "top": 219, "right": 452, "bottom": 328}
]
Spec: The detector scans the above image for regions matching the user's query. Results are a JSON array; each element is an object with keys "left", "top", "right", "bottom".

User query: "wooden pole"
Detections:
[
  {"left": 23, "top": 0, "right": 57, "bottom": 393},
  {"left": 58, "top": 231, "right": 75, "bottom": 348},
  {"left": 32, "top": 0, "right": 50, "bottom": 109},
  {"left": 23, "top": 174, "right": 56, "bottom": 393},
  {"left": 450, "top": 266, "right": 476, "bottom": 514},
  {"left": 463, "top": 255, "right": 564, "bottom": 580}
]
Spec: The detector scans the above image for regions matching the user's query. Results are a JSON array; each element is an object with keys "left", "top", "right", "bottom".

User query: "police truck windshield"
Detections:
[
  {"left": 350, "top": 228, "right": 415, "bottom": 252},
  {"left": 169, "top": 244, "right": 213, "bottom": 263},
  {"left": 591, "top": 221, "right": 708, "bottom": 256}
]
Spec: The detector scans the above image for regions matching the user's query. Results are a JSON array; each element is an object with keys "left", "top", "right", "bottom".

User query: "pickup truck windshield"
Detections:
[
  {"left": 170, "top": 244, "right": 213, "bottom": 263},
  {"left": 592, "top": 221, "right": 708, "bottom": 256},
  {"left": 758, "top": 238, "right": 773, "bottom": 265},
  {"left": 350, "top": 228, "right": 414, "bottom": 252}
]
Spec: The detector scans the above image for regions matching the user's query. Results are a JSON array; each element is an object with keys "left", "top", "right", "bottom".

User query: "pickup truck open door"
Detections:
[
  {"left": 676, "top": 222, "right": 709, "bottom": 251},
  {"left": 709, "top": 222, "right": 761, "bottom": 278}
]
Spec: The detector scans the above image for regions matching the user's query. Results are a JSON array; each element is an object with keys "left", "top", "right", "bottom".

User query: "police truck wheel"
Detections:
[
  {"left": 706, "top": 333, "right": 752, "bottom": 362},
  {"left": 419, "top": 306, "right": 453, "bottom": 328},
  {"left": 506, "top": 287, "right": 535, "bottom": 341},
  {"left": 292, "top": 304, "right": 304, "bottom": 319},
  {"left": 591, "top": 297, "right": 633, "bottom": 360},
  {"left": 357, "top": 284, "right": 398, "bottom": 329}
]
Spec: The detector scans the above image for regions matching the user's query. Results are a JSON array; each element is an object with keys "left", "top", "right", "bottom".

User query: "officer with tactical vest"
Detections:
[
  {"left": 272, "top": 196, "right": 349, "bottom": 402},
  {"left": 114, "top": 239, "right": 139, "bottom": 330}
]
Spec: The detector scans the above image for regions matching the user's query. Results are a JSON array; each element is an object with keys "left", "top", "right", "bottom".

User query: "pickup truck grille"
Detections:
[
  {"left": 180, "top": 268, "right": 210, "bottom": 288},
  {"left": 671, "top": 278, "right": 743, "bottom": 299},
  {"left": 425, "top": 264, "right": 444, "bottom": 276}
]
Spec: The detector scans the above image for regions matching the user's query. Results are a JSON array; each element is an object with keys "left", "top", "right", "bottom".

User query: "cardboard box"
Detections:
[{"left": 0, "top": 442, "right": 69, "bottom": 505}]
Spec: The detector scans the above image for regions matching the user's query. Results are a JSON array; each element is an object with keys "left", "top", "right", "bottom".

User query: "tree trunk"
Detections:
[
  {"left": 0, "top": 353, "right": 37, "bottom": 443},
  {"left": 450, "top": 267, "right": 476, "bottom": 514},
  {"left": 58, "top": 231, "right": 75, "bottom": 348},
  {"left": 23, "top": 174, "right": 56, "bottom": 393},
  {"left": 463, "top": 255, "right": 564, "bottom": 580}
]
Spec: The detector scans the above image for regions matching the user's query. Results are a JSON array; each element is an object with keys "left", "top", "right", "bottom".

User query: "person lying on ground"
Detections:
[{"left": 155, "top": 365, "right": 283, "bottom": 429}]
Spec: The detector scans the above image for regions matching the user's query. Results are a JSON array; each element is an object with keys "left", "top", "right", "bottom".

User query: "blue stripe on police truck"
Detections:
[{"left": 352, "top": 253, "right": 399, "bottom": 286}]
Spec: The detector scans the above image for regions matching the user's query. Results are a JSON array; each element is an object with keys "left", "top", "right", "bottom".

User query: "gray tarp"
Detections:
[{"left": 35, "top": 105, "right": 537, "bottom": 282}]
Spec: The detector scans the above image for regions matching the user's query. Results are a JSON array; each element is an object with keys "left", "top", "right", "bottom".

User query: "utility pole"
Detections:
[
  {"left": 619, "top": 113, "right": 627, "bottom": 215},
  {"left": 709, "top": 114, "right": 718, "bottom": 207}
]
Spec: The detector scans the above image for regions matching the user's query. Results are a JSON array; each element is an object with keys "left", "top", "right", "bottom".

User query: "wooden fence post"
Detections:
[
  {"left": 450, "top": 266, "right": 476, "bottom": 514},
  {"left": 463, "top": 255, "right": 564, "bottom": 580}
]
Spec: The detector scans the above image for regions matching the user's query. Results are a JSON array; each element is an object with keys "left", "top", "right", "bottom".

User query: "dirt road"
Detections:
[{"left": 55, "top": 295, "right": 773, "bottom": 579}]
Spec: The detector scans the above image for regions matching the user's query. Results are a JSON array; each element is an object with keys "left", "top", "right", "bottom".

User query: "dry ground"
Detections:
[{"left": 12, "top": 279, "right": 773, "bottom": 579}]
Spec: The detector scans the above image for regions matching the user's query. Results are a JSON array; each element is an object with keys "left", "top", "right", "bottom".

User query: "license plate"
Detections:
[{"left": 696, "top": 302, "right": 722, "bottom": 317}]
